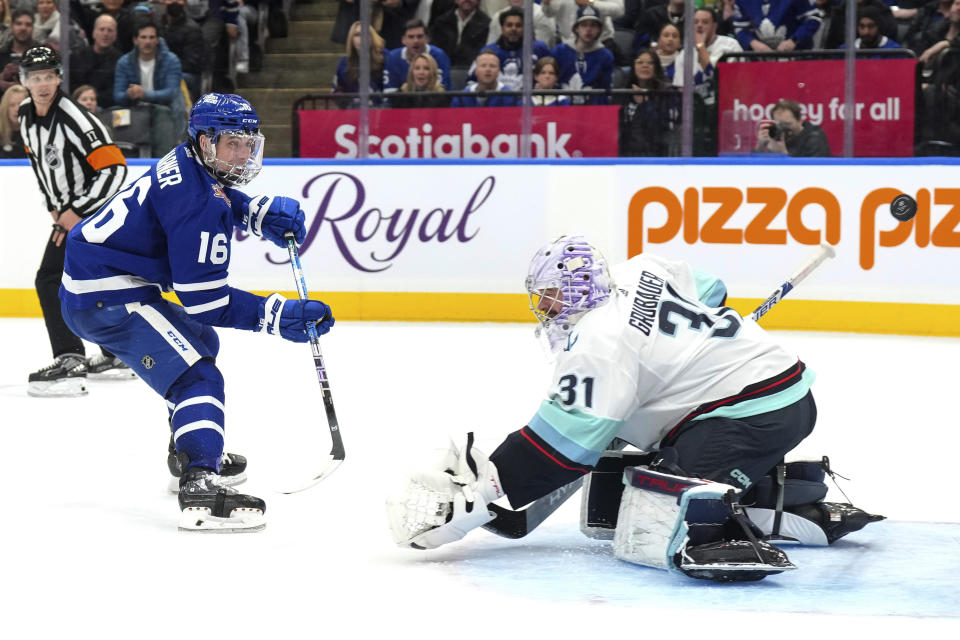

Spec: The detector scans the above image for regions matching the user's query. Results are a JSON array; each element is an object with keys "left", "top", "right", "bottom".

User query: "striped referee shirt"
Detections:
[{"left": 19, "top": 90, "right": 127, "bottom": 218}]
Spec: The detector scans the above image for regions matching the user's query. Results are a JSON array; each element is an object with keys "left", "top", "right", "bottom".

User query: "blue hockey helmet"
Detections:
[{"left": 188, "top": 93, "right": 264, "bottom": 186}]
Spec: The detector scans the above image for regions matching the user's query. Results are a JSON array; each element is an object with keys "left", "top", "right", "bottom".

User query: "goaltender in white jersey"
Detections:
[
  {"left": 388, "top": 236, "right": 882, "bottom": 583},
  {"left": 540, "top": 252, "right": 810, "bottom": 457}
]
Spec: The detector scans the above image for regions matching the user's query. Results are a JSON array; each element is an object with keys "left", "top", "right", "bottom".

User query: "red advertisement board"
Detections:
[
  {"left": 297, "top": 106, "right": 620, "bottom": 159},
  {"left": 717, "top": 59, "right": 916, "bottom": 157}
]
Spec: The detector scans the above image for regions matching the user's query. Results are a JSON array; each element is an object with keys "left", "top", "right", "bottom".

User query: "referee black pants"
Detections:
[{"left": 35, "top": 234, "right": 113, "bottom": 360}]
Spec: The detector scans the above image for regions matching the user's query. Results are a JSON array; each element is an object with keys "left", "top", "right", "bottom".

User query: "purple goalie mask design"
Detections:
[{"left": 525, "top": 236, "right": 613, "bottom": 350}]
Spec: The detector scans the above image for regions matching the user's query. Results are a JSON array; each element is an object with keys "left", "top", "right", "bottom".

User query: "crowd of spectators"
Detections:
[
  {"left": 2, "top": 1, "right": 959, "bottom": 158},
  {"left": 325, "top": 0, "right": 960, "bottom": 156},
  {"left": 0, "top": 0, "right": 276, "bottom": 157}
]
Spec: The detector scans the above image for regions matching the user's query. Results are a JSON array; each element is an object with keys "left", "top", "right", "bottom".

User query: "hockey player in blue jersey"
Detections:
[{"left": 59, "top": 93, "right": 335, "bottom": 533}]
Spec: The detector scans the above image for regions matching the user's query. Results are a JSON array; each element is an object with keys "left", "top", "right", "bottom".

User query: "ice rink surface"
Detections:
[{"left": 1, "top": 318, "right": 958, "bottom": 638}]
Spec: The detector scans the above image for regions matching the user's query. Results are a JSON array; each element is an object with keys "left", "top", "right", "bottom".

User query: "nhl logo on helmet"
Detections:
[{"left": 141, "top": 355, "right": 155, "bottom": 369}]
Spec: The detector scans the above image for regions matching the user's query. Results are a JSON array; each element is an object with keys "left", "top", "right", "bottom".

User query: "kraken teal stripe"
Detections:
[
  {"left": 690, "top": 368, "right": 817, "bottom": 422},
  {"left": 693, "top": 269, "right": 727, "bottom": 307},
  {"left": 530, "top": 400, "right": 625, "bottom": 466}
]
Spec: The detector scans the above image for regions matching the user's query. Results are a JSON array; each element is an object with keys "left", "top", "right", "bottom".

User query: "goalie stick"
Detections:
[
  {"left": 482, "top": 243, "right": 837, "bottom": 539},
  {"left": 279, "top": 233, "right": 345, "bottom": 493}
]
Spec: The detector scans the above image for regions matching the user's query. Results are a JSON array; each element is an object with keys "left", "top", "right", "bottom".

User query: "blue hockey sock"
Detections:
[{"left": 167, "top": 359, "right": 226, "bottom": 472}]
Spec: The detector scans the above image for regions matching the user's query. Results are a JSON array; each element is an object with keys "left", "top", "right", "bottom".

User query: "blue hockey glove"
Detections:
[
  {"left": 258, "top": 293, "right": 334, "bottom": 343},
  {"left": 244, "top": 196, "right": 306, "bottom": 248}
]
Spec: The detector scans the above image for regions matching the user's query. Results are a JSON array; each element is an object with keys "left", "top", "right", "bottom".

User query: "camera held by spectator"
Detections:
[{"left": 755, "top": 99, "right": 831, "bottom": 157}]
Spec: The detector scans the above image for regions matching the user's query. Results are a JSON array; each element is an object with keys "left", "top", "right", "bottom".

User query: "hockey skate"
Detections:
[
  {"left": 786, "top": 502, "right": 885, "bottom": 544},
  {"left": 87, "top": 354, "right": 137, "bottom": 380},
  {"left": 178, "top": 467, "right": 266, "bottom": 533},
  {"left": 167, "top": 435, "right": 247, "bottom": 492},
  {"left": 27, "top": 354, "right": 88, "bottom": 397}
]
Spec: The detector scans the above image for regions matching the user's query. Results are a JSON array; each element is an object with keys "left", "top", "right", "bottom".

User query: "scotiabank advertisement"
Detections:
[
  {"left": 297, "top": 106, "right": 620, "bottom": 159},
  {"left": 717, "top": 59, "right": 916, "bottom": 157}
]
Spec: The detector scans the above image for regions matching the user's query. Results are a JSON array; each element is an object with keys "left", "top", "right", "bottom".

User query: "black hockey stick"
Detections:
[
  {"left": 279, "top": 233, "right": 345, "bottom": 493},
  {"left": 482, "top": 243, "right": 837, "bottom": 539}
]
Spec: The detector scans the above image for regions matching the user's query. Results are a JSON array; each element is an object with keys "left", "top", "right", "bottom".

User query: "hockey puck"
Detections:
[{"left": 890, "top": 194, "right": 918, "bottom": 222}]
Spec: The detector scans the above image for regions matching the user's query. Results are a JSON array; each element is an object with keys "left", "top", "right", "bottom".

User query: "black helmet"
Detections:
[{"left": 19, "top": 46, "right": 62, "bottom": 84}]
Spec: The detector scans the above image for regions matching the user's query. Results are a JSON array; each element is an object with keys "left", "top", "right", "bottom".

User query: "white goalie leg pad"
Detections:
[
  {"left": 744, "top": 507, "right": 829, "bottom": 546},
  {"left": 612, "top": 466, "right": 735, "bottom": 572},
  {"left": 386, "top": 433, "right": 504, "bottom": 550},
  {"left": 178, "top": 506, "right": 265, "bottom": 533}
]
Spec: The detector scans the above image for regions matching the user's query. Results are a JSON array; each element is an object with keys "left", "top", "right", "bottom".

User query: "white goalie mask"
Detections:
[{"left": 525, "top": 235, "right": 613, "bottom": 352}]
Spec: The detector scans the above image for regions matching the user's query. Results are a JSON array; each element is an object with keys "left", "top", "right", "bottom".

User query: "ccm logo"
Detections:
[{"left": 627, "top": 187, "right": 841, "bottom": 257}]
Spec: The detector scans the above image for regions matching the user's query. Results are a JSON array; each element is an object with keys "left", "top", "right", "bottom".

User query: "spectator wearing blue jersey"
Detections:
[
  {"left": 451, "top": 49, "right": 518, "bottom": 105},
  {"left": 469, "top": 7, "right": 552, "bottom": 90},
  {"left": 113, "top": 18, "right": 185, "bottom": 154},
  {"left": 823, "top": 0, "right": 897, "bottom": 49},
  {"left": 732, "top": 0, "right": 823, "bottom": 51},
  {"left": 839, "top": 6, "right": 902, "bottom": 50},
  {"left": 552, "top": 4, "right": 614, "bottom": 104},
  {"left": 384, "top": 18, "right": 452, "bottom": 91}
]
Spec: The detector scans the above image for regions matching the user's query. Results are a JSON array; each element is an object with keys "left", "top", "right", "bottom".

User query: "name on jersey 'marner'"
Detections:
[
  {"left": 156, "top": 149, "right": 182, "bottom": 189},
  {"left": 629, "top": 270, "right": 665, "bottom": 335}
]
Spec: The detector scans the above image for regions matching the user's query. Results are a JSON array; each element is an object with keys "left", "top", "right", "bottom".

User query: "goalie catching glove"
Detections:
[{"left": 387, "top": 433, "right": 505, "bottom": 549}]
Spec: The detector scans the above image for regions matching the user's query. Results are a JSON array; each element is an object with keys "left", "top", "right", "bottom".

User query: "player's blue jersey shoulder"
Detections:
[{"left": 61, "top": 142, "right": 241, "bottom": 312}]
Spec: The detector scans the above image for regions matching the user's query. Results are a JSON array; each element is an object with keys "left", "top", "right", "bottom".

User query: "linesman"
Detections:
[{"left": 18, "top": 46, "right": 131, "bottom": 397}]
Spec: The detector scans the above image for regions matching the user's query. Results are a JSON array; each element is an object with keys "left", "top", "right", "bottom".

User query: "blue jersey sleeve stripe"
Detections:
[
  {"left": 183, "top": 295, "right": 230, "bottom": 315},
  {"left": 62, "top": 272, "right": 160, "bottom": 294},
  {"left": 173, "top": 277, "right": 230, "bottom": 292}
]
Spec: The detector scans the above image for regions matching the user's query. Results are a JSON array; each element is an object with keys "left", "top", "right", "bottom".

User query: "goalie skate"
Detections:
[
  {"left": 177, "top": 468, "right": 265, "bottom": 533},
  {"left": 87, "top": 354, "right": 137, "bottom": 380}
]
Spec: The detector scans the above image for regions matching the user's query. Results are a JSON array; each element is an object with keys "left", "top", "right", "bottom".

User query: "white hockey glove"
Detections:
[{"left": 387, "top": 433, "right": 505, "bottom": 550}]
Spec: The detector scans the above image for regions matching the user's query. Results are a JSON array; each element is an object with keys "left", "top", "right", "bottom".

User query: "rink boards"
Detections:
[{"left": 1, "top": 157, "right": 958, "bottom": 336}]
